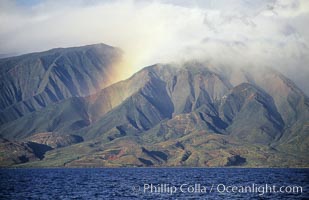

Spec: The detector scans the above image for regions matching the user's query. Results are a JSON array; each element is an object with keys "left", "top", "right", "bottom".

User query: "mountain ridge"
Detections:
[
  {"left": 0, "top": 43, "right": 122, "bottom": 124},
  {"left": 0, "top": 44, "right": 308, "bottom": 167}
]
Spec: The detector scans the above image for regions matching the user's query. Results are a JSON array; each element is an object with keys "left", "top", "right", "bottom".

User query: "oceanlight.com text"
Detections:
[{"left": 134, "top": 183, "right": 303, "bottom": 196}]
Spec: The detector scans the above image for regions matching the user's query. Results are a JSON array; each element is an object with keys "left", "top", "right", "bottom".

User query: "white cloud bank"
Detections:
[{"left": 0, "top": 0, "right": 308, "bottom": 94}]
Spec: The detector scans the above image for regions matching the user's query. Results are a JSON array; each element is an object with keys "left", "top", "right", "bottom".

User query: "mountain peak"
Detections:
[
  {"left": 0, "top": 43, "right": 122, "bottom": 124},
  {"left": 44, "top": 43, "right": 120, "bottom": 54}
]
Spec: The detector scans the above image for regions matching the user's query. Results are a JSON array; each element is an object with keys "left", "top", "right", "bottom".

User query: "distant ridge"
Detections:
[{"left": 0, "top": 43, "right": 122, "bottom": 124}]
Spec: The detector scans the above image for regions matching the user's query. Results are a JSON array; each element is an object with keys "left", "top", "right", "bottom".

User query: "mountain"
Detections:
[
  {"left": 0, "top": 43, "right": 121, "bottom": 124},
  {"left": 0, "top": 45, "right": 308, "bottom": 168}
]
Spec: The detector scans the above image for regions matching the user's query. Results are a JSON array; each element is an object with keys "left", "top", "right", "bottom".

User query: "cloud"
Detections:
[{"left": 0, "top": 0, "right": 308, "bottom": 94}]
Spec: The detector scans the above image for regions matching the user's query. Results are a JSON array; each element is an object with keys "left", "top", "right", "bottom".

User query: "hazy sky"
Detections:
[{"left": 0, "top": 0, "right": 308, "bottom": 94}]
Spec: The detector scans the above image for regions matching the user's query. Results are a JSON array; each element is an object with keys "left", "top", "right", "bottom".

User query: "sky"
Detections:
[{"left": 0, "top": 0, "right": 308, "bottom": 94}]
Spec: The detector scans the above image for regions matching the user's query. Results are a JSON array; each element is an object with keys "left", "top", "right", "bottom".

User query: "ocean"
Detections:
[{"left": 0, "top": 168, "right": 308, "bottom": 199}]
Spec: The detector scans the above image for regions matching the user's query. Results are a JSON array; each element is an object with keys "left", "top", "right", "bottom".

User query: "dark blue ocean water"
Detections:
[{"left": 0, "top": 168, "right": 308, "bottom": 199}]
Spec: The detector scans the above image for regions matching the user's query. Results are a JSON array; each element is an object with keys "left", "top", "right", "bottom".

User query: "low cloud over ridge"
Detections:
[{"left": 0, "top": 0, "right": 308, "bottom": 94}]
